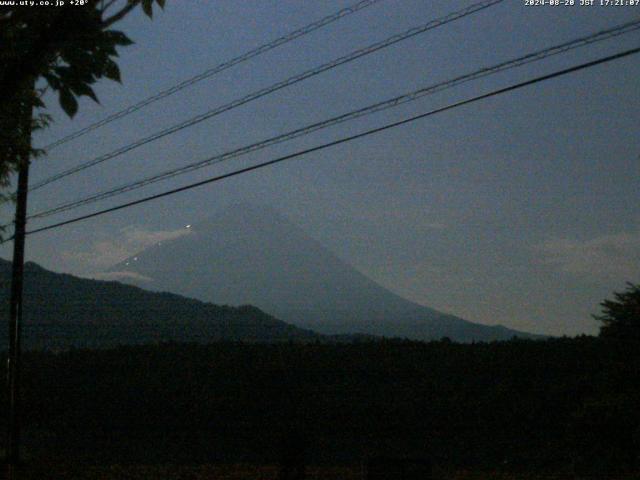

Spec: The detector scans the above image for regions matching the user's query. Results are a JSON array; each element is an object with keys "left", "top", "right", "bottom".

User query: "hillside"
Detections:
[{"left": 0, "top": 258, "right": 320, "bottom": 346}]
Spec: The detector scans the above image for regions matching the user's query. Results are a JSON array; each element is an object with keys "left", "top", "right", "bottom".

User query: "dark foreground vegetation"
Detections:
[{"left": 0, "top": 336, "right": 638, "bottom": 477}]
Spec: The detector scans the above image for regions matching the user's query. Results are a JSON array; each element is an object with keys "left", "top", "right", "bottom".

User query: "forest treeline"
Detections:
[{"left": 0, "top": 336, "right": 638, "bottom": 475}]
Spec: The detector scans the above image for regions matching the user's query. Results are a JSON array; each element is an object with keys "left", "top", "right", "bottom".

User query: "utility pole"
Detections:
[{"left": 6, "top": 95, "right": 33, "bottom": 479}]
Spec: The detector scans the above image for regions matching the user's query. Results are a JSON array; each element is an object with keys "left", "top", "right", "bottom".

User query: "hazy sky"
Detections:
[{"left": 2, "top": 0, "right": 639, "bottom": 336}]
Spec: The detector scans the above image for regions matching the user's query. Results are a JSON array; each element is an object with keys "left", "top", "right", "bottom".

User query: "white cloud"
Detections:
[
  {"left": 88, "top": 270, "right": 155, "bottom": 283},
  {"left": 61, "top": 225, "right": 192, "bottom": 274},
  {"left": 536, "top": 231, "right": 640, "bottom": 280}
]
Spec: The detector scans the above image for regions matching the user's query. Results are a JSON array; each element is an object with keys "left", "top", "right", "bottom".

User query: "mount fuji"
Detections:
[{"left": 108, "top": 204, "right": 539, "bottom": 342}]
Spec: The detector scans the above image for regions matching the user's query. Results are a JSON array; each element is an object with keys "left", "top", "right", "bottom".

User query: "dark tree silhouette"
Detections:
[
  {"left": 1, "top": 3, "right": 166, "bottom": 468},
  {"left": 0, "top": 0, "right": 165, "bottom": 197},
  {"left": 593, "top": 282, "right": 640, "bottom": 340}
]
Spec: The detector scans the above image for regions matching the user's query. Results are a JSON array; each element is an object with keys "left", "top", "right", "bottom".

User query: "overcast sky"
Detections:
[{"left": 2, "top": 0, "right": 639, "bottom": 336}]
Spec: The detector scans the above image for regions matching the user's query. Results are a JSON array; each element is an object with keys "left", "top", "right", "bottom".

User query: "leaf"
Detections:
[
  {"left": 59, "top": 88, "right": 78, "bottom": 118},
  {"left": 32, "top": 96, "right": 45, "bottom": 109},
  {"left": 142, "top": 0, "right": 153, "bottom": 18},
  {"left": 105, "top": 30, "right": 134, "bottom": 46},
  {"left": 42, "top": 72, "right": 61, "bottom": 90},
  {"left": 73, "top": 83, "right": 100, "bottom": 104},
  {"left": 104, "top": 59, "right": 121, "bottom": 83},
  {"left": 156, "top": 0, "right": 165, "bottom": 9}
]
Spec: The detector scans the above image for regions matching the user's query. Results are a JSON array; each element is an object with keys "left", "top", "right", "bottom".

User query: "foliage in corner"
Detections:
[
  {"left": 0, "top": 0, "right": 165, "bottom": 187},
  {"left": 593, "top": 282, "right": 640, "bottom": 340}
]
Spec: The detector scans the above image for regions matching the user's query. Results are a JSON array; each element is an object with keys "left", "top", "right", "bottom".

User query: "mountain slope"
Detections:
[
  {"left": 108, "top": 204, "right": 540, "bottom": 342},
  {"left": 0, "top": 258, "right": 320, "bottom": 345}
]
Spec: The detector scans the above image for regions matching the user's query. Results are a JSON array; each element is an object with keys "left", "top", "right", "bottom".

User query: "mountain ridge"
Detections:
[
  {"left": 108, "top": 203, "right": 543, "bottom": 342},
  {"left": 0, "top": 257, "right": 323, "bottom": 347}
]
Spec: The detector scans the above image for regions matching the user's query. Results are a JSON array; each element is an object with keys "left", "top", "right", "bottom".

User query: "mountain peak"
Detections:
[
  {"left": 107, "top": 205, "right": 540, "bottom": 342},
  {"left": 194, "top": 202, "right": 301, "bottom": 236}
]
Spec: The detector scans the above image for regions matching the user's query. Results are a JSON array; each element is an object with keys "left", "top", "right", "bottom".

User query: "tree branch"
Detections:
[
  {"left": 101, "top": 0, "right": 120, "bottom": 14},
  {"left": 103, "top": 1, "right": 138, "bottom": 27}
]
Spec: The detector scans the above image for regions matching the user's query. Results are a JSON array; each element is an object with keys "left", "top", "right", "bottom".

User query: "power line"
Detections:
[
  {"left": 39, "top": 0, "right": 385, "bottom": 152},
  {"left": 16, "top": 46, "right": 640, "bottom": 241},
  {"left": 29, "top": 0, "right": 504, "bottom": 192},
  {"left": 28, "top": 19, "right": 640, "bottom": 221}
]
